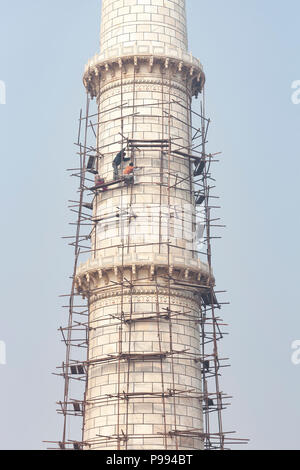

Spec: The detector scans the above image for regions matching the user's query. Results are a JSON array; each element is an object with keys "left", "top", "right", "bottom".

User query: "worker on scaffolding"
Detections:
[
  {"left": 112, "top": 148, "right": 130, "bottom": 180},
  {"left": 123, "top": 162, "right": 135, "bottom": 185},
  {"left": 94, "top": 172, "right": 108, "bottom": 192}
]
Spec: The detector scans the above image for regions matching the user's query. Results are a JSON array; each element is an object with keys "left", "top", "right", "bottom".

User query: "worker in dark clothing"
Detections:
[{"left": 112, "top": 148, "right": 130, "bottom": 180}]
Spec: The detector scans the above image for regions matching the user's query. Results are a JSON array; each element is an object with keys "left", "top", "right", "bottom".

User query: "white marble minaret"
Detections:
[{"left": 76, "top": 0, "right": 208, "bottom": 450}]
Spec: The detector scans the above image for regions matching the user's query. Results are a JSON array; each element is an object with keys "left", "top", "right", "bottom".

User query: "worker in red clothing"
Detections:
[
  {"left": 94, "top": 172, "right": 108, "bottom": 191},
  {"left": 123, "top": 162, "right": 135, "bottom": 185}
]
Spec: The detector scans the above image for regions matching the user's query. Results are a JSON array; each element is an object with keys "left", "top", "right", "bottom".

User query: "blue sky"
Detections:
[{"left": 0, "top": 0, "right": 299, "bottom": 450}]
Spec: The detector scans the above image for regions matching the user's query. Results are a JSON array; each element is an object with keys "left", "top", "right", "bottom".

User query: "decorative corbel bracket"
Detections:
[{"left": 149, "top": 56, "right": 154, "bottom": 73}]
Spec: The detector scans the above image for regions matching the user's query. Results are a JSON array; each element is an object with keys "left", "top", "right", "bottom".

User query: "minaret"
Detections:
[{"left": 77, "top": 0, "right": 207, "bottom": 450}]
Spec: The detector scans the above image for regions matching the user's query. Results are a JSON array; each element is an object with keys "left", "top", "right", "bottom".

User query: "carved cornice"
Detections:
[
  {"left": 77, "top": 253, "right": 209, "bottom": 277},
  {"left": 75, "top": 259, "right": 213, "bottom": 303},
  {"left": 83, "top": 54, "right": 205, "bottom": 99}
]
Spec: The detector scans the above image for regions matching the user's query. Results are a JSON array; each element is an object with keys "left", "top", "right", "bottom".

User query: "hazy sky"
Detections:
[{"left": 0, "top": 0, "right": 299, "bottom": 450}]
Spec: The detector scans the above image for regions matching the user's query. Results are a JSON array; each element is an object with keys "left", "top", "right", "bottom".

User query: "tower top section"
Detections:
[
  {"left": 100, "top": 0, "right": 188, "bottom": 55},
  {"left": 84, "top": 0, "right": 205, "bottom": 98}
]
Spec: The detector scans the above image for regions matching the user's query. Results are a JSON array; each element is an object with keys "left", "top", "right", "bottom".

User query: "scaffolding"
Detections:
[{"left": 46, "top": 69, "right": 248, "bottom": 451}]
